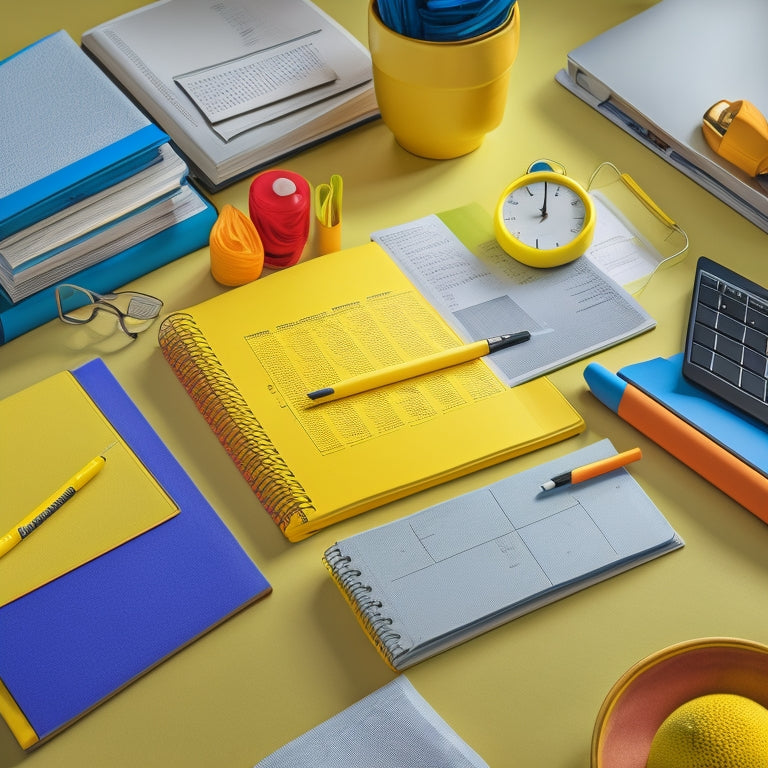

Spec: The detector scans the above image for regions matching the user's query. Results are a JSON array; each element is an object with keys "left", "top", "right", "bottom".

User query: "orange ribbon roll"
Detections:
[{"left": 209, "top": 204, "right": 265, "bottom": 286}]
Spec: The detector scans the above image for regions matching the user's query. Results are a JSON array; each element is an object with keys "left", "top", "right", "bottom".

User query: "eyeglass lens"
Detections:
[
  {"left": 57, "top": 285, "right": 98, "bottom": 323},
  {"left": 56, "top": 284, "right": 163, "bottom": 336}
]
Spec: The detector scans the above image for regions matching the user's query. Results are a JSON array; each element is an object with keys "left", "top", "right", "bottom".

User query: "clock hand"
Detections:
[{"left": 539, "top": 181, "right": 548, "bottom": 219}]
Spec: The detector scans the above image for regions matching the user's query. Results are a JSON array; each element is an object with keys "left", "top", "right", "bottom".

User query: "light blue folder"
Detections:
[{"left": 599, "top": 353, "right": 768, "bottom": 477}]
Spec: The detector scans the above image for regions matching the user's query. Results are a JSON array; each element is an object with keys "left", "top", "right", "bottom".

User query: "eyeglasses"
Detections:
[{"left": 55, "top": 284, "right": 163, "bottom": 339}]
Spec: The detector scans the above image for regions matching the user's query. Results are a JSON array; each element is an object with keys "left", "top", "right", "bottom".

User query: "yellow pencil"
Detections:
[
  {"left": 307, "top": 331, "right": 531, "bottom": 404},
  {"left": 0, "top": 453, "right": 107, "bottom": 558}
]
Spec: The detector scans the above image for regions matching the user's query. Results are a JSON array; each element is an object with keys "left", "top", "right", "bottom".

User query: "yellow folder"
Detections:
[{"left": 0, "top": 372, "right": 179, "bottom": 606}]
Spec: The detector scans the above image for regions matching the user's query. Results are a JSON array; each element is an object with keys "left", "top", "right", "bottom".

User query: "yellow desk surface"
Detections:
[{"left": 2, "top": 2, "right": 768, "bottom": 766}]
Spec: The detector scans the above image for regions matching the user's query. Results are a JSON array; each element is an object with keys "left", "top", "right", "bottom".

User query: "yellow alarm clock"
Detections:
[{"left": 493, "top": 162, "right": 596, "bottom": 268}]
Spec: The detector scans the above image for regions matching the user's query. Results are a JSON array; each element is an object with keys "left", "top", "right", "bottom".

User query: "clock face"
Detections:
[{"left": 500, "top": 179, "right": 588, "bottom": 250}]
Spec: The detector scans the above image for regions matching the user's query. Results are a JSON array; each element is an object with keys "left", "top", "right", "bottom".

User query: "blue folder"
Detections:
[
  {"left": 584, "top": 352, "right": 768, "bottom": 528},
  {"left": 0, "top": 359, "right": 271, "bottom": 748}
]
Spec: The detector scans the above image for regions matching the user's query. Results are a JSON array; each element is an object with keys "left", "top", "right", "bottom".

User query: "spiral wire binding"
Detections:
[
  {"left": 324, "top": 547, "right": 409, "bottom": 667},
  {"left": 158, "top": 313, "right": 317, "bottom": 535}
]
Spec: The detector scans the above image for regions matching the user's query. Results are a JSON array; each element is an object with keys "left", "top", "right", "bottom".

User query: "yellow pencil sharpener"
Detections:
[
  {"left": 702, "top": 99, "right": 768, "bottom": 177},
  {"left": 367, "top": 0, "right": 520, "bottom": 160}
]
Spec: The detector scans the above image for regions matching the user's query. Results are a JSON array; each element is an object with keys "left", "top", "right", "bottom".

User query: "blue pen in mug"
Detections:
[
  {"left": 368, "top": 0, "right": 520, "bottom": 159},
  {"left": 378, "top": 0, "right": 516, "bottom": 41}
]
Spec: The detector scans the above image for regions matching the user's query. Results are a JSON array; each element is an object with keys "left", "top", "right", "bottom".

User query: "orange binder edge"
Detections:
[{"left": 618, "top": 382, "right": 768, "bottom": 523}]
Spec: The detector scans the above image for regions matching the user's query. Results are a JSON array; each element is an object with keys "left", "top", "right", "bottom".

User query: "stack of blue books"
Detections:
[{"left": 0, "top": 30, "right": 217, "bottom": 344}]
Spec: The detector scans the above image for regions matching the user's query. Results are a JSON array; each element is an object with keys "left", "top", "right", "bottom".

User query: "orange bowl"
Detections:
[{"left": 592, "top": 637, "right": 768, "bottom": 767}]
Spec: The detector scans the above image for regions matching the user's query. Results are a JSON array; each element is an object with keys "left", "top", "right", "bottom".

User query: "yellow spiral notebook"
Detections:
[{"left": 158, "top": 242, "right": 585, "bottom": 542}]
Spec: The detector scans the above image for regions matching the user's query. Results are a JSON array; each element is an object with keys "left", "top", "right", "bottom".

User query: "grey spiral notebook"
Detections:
[{"left": 323, "top": 439, "right": 683, "bottom": 671}]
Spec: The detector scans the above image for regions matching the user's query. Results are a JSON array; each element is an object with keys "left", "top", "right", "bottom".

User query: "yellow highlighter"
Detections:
[
  {"left": 307, "top": 331, "right": 531, "bottom": 404},
  {"left": 0, "top": 453, "right": 107, "bottom": 558}
]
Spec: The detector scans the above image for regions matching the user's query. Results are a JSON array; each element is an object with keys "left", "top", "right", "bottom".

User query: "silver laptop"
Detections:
[{"left": 556, "top": 0, "right": 768, "bottom": 232}]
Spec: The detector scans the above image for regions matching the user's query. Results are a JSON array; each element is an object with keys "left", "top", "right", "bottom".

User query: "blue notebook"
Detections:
[
  {"left": 0, "top": 359, "right": 271, "bottom": 749},
  {"left": 0, "top": 31, "right": 167, "bottom": 239}
]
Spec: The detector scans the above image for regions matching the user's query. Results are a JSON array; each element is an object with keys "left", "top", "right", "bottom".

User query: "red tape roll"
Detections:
[{"left": 248, "top": 170, "right": 311, "bottom": 269}]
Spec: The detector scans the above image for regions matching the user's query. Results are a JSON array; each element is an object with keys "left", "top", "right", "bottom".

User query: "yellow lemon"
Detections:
[{"left": 647, "top": 693, "right": 768, "bottom": 768}]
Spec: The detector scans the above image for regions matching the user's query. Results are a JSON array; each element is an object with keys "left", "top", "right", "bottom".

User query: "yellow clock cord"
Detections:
[{"left": 587, "top": 161, "right": 689, "bottom": 294}]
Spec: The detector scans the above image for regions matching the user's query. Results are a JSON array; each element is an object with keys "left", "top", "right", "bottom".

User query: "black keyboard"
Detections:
[{"left": 683, "top": 256, "right": 768, "bottom": 427}]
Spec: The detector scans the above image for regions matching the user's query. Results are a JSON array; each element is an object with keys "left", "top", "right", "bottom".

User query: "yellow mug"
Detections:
[{"left": 368, "top": 1, "right": 521, "bottom": 159}]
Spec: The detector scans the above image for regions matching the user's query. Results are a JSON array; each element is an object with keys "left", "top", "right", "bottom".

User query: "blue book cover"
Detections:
[
  {"left": 584, "top": 354, "right": 768, "bottom": 525},
  {"left": 0, "top": 30, "right": 168, "bottom": 238},
  {"left": 0, "top": 358, "right": 271, "bottom": 749}
]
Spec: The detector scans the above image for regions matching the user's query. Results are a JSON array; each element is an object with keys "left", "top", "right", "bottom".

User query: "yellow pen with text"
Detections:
[
  {"left": 307, "top": 331, "right": 531, "bottom": 404},
  {"left": 0, "top": 453, "right": 107, "bottom": 558}
]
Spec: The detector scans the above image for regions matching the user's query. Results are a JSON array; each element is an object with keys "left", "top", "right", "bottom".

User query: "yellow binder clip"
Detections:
[
  {"left": 702, "top": 99, "right": 768, "bottom": 177},
  {"left": 314, "top": 174, "right": 343, "bottom": 255}
]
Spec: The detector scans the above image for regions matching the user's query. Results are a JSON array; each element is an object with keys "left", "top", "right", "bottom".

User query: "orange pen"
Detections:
[{"left": 540, "top": 448, "right": 642, "bottom": 492}]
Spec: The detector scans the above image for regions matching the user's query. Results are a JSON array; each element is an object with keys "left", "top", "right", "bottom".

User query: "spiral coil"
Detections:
[
  {"left": 323, "top": 547, "right": 409, "bottom": 667},
  {"left": 158, "top": 312, "right": 316, "bottom": 534}
]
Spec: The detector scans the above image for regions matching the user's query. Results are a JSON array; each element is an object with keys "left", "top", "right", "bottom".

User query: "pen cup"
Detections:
[{"left": 368, "top": 0, "right": 520, "bottom": 159}]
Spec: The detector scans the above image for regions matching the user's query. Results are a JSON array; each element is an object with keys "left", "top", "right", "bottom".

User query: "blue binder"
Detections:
[
  {"left": 584, "top": 353, "right": 768, "bottom": 525},
  {"left": 587, "top": 353, "right": 768, "bottom": 476},
  {"left": 0, "top": 359, "right": 271, "bottom": 749},
  {"left": 0, "top": 194, "right": 217, "bottom": 345}
]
